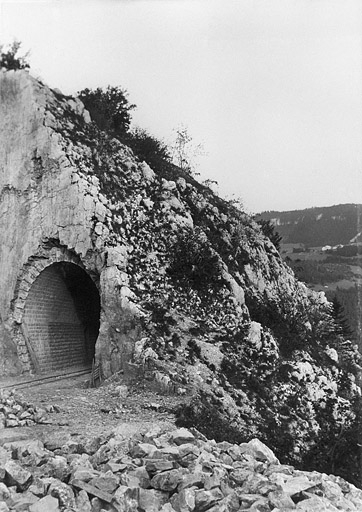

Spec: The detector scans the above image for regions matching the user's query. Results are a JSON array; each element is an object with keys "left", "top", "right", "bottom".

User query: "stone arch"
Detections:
[{"left": 11, "top": 247, "right": 100, "bottom": 373}]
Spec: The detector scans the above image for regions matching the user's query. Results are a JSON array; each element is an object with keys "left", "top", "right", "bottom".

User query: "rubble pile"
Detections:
[
  {"left": 0, "top": 426, "right": 361, "bottom": 512},
  {"left": 0, "top": 389, "right": 58, "bottom": 429}
]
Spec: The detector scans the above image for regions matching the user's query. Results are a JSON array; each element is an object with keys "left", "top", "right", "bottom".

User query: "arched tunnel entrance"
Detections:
[{"left": 22, "top": 262, "right": 100, "bottom": 373}]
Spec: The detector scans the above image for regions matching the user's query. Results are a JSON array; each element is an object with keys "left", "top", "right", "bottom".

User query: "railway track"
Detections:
[{"left": 0, "top": 367, "right": 91, "bottom": 391}]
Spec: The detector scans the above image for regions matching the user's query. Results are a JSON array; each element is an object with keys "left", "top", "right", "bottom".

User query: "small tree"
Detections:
[
  {"left": 256, "top": 219, "right": 282, "bottom": 251},
  {"left": 78, "top": 86, "right": 136, "bottom": 138},
  {"left": 170, "top": 125, "right": 205, "bottom": 176},
  {"left": 0, "top": 41, "right": 30, "bottom": 70},
  {"left": 332, "top": 297, "right": 354, "bottom": 340}
]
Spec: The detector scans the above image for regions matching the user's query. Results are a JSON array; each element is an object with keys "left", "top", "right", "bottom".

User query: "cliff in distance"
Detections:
[{"left": 1, "top": 69, "right": 362, "bottom": 487}]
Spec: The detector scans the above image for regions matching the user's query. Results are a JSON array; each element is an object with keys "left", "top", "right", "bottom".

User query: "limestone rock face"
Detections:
[
  {"left": 0, "top": 323, "right": 21, "bottom": 377},
  {"left": 0, "top": 70, "right": 141, "bottom": 376}
]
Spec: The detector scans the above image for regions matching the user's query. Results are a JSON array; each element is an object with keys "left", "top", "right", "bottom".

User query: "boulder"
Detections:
[
  {"left": 89, "top": 471, "right": 120, "bottom": 494},
  {"left": 268, "top": 489, "right": 296, "bottom": 509},
  {"left": 75, "top": 489, "right": 92, "bottom": 512},
  {"left": 170, "top": 487, "right": 196, "bottom": 512},
  {"left": 4, "top": 461, "right": 32, "bottom": 491},
  {"left": 151, "top": 470, "right": 184, "bottom": 492},
  {"left": 241, "top": 439, "right": 279, "bottom": 465},
  {"left": 145, "top": 459, "right": 176, "bottom": 475},
  {"left": 194, "top": 488, "right": 224, "bottom": 512},
  {"left": 7, "top": 490, "right": 39, "bottom": 509},
  {"left": 48, "top": 480, "right": 76, "bottom": 510},
  {"left": 29, "top": 495, "right": 60, "bottom": 512},
  {"left": 170, "top": 429, "right": 195, "bottom": 446},
  {"left": 281, "top": 475, "right": 316, "bottom": 497},
  {"left": 138, "top": 488, "right": 169, "bottom": 512}
]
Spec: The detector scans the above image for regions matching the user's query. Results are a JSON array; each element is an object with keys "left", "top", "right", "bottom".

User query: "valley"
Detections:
[{"left": 259, "top": 204, "right": 362, "bottom": 348}]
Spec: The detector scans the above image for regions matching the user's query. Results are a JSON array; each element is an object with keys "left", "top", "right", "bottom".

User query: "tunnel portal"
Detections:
[{"left": 22, "top": 262, "right": 100, "bottom": 373}]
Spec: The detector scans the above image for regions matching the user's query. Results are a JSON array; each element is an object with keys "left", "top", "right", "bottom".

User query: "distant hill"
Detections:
[
  {"left": 258, "top": 204, "right": 362, "bottom": 350},
  {"left": 258, "top": 204, "right": 362, "bottom": 247}
]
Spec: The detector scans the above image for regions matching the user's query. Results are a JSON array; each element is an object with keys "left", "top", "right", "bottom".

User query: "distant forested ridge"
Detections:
[
  {"left": 258, "top": 204, "right": 362, "bottom": 350},
  {"left": 258, "top": 204, "right": 361, "bottom": 247}
]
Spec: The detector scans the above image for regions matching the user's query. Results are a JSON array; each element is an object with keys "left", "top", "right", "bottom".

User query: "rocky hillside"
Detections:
[
  {"left": 258, "top": 204, "right": 362, "bottom": 247},
  {"left": 1, "top": 69, "right": 362, "bottom": 488}
]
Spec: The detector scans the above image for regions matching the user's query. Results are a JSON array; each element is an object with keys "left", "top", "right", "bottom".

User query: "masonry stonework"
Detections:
[{"left": 22, "top": 262, "right": 100, "bottom": 373}]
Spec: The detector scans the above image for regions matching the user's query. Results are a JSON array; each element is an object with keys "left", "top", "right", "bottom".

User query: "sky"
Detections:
[{"left": 0, "top": 0, "right": 361, "bottom": 213}]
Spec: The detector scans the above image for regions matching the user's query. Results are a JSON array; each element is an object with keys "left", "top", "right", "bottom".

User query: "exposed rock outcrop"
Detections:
[
  {"left": 1, "top": 69, "right": 361, "bottom": 485},
  {"left": 0, "top": 70, "right": 142, "bottom": 375}
]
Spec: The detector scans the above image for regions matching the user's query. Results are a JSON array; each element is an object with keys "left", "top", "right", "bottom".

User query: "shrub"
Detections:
[
  {"left": 78, "top": 86, "right": 135, "bottom": 137},
  {"left": 167, "top": 226, "right": 224, "bottom": 294},
  {"left": 256, "top": 219, "right": 282, "bottom": 251},
  {"left": 300, "top": 396, "right": 361, "bottom": 487},
  {"left": 175, "top": 390, "right": 249, "bottom": 443},
  {"left": 0, "top": 41, "right": 30, "bottom": 70},
  {"left": 126, "top": 127, "right": 171, "bottom": 170},
  {"left": 229, "top": 221, "right": 252, "bottom": 266}
]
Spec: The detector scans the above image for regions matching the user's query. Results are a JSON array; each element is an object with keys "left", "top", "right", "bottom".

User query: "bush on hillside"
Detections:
[
  {"left": 175, "top": 390, "right": 252, "bottom": 444},
  {"left": 256, "top": 219, "right": 282, "bottom": 251},
  {"left": 125, "top": 127, "right": 171, "bottom": 171},
  {"left": 170, "top": 126, "right": 205, "bottom": 176},
  {"left": 78, "top": 86, "right": 136, "bottom": 137},
  {"left": 0, "top": 41, "right": 30, "bottom": 70},
  {"left": 167, "top": 226, "right": 224, "bottom": 294}
]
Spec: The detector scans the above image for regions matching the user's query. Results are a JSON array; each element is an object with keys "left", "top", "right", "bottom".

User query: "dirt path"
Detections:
[{"left": 2, "top": 373, "right": 184, "bottom": 447}]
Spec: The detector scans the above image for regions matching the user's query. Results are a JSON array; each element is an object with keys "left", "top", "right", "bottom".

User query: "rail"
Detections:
[{"left": 0, "top": 367, "right": 91, "bottom": 391}]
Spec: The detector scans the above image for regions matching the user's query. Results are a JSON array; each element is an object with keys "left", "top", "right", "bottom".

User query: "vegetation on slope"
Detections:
[
  {"left": 0, "top": 41, "right": 30, "bottom": 71},
  {"left": 62, "top": 86, "right": 362, "bottom": 487},
  {"left": 258, "top": 204, "right": 361, "bottom": 247},
  {"left": 4, "top": 57, "right": 360, "bottom": 488}
]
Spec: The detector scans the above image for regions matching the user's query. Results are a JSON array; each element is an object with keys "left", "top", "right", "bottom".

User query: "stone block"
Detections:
[
  {"left": 29, "top": 495, "right": 60, "bottom": 512},
  {"left": 4, "top": 460, "right": 33, "bottom": 491}
]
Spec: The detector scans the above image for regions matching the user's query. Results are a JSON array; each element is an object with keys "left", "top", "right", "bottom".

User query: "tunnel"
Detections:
[{"left": 22, "top": 262, "right": 100, "bottom": 373}]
